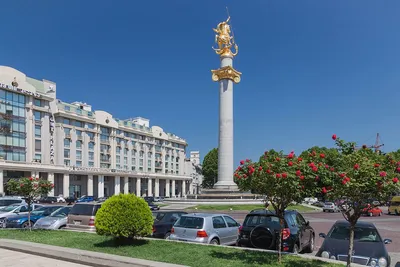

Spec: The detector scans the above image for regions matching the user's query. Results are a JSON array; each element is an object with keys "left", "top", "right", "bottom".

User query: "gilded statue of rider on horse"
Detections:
[{"left": 212, "top": 16, "right": 238, "bottom": 57}]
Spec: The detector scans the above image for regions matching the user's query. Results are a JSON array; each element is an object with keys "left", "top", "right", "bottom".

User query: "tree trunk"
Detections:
[
  {"left": 346, "top": 224, "right": 355, "bottom": 267},
  {"left": 27, "top": 200, "right": 31, "bottom": 231},
  {"left": 277, "top": 212, "right": 284, "bottom": 264}
]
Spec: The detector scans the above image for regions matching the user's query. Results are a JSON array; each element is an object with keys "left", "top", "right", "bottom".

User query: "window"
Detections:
[
  {"left": 124, "top": 157, "right": 128, "bottom": 165},
  {"left": 76, "top": 130, "right": 82, "bottom": 137},
  {"left": 74, "top": 120, "right": 83, "bottom": 128},
  {"left": 223, "top": 216, "right": 239, "bottom": 227},
  {"left": 148, "top": 160, "right": 152, "bottom": 167},
  {"left": 139, "top": 159, "right": 143, "bottom": 166},
  {"left": 35, "top": 140, "right": 41, "bottom": 152},
  {"left": 88, "top": 161, "right": 94, "bottom": 167},
  {"left": 175, "top": 216, "right": 204, "bottom": 229},
  {"left": 116, "top": 155, "right": 120, "bottom": 163},
  {"left": 87, "top": 132, "right": 94, "bottom": 140},
  {"left": 34, "top": 111, "right": 41, "bottom": 121},
  {"left": 116, "top": 147, "right": 121, "bottom": 154},
  {"left": 64, "top": 105, "right": 70, "bottom": 111},
  {"left": 139, "top": 151, "right": 144, "bottom": 157},
  {"left": 86, "top": 123, "right": 94, "bottom": 129},
  {"left": 76, "top": 151, "right": 82, "bottom": 160},
  {"left": 76, "top": 140, "right": 82, "bottom": 149},
  {"left": 212, "top": 216, "right": 227, "bottom": 229},
  {"left": 34, "top": 99, "right": 41, "bottom": 107},
  {"left": 88, "top": 142, "right": 95, "bottom": 150},
  {"left": 76, "top": 161, "right": 82, "bottom": 167},
  {"left": 34, "top": 154, "right": 41, "bottom": 161},
  {"left": 64, "top": 159, "right": 70, "bottom": 166},
  {"left": 64, "top": 139, "right": 70, "bottom": 148},
  {"left": 63, "top": 118, "right": 70, "bottom": 125},
  {"left": 64, "top": 128, "right": 71, "bottom": 135},
  {"left": 89, "top": 152, "right": 94, "bottom": 161},
  {"left": 64, "top": 149, "right": 70, "bottom": 158},
  {"left": 35, "top": 125, "right": 41, "bottom": 137}
]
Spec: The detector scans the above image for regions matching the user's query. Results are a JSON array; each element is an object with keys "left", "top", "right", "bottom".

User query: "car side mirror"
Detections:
[
  {"left": 384, "top": 239, "right": 392, "bottom": 244},
  {"left": 319, "top": 233, "right": 326, "bottom": 238}
]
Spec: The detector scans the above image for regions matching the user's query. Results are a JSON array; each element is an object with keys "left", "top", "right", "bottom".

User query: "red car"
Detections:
[{"left": 362, "top": 205, "right": 383, "bottom": 217}]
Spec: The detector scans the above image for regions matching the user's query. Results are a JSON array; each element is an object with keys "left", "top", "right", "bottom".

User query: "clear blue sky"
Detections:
[{"left": 1, "top": 1, "right": 400, "bottom": 165}]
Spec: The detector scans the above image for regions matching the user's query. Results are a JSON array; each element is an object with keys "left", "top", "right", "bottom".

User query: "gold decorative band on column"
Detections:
[{"left": 211, "top": 65, "right": 242, "bottom": 84}]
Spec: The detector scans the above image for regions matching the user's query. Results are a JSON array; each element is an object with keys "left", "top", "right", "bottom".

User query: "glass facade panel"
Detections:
[
  {"left": 35, "top": 125, "right": 41, "bottom": 137},
  {"left": 0, "top": 89, "right": 26, "bottom": 161}
]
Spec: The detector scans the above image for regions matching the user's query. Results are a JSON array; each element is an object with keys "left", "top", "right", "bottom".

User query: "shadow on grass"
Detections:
[
  {"left": 94, "top": 237, "right": 148, "bottom": 248},
  {"left": 210, "top": 250, "right": 336, "bottom": 266}
]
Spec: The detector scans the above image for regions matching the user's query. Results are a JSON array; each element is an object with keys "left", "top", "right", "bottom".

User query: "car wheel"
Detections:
[
  {"left": 368, "top": 212, "right": 372, "bottom": 217},
  {"left": 164, "top": 232, "right": 171, "bottom": 239},
  {"left": 22, "top": 221, "right": 33, "bottom": 229},
  {"left": 58, "top": 225, "right": 66, "bottom": 229},
  {"left": 210, "top": 238, "right": 219, "bottom": 245},
  {"left": 396, "top": 210, "right": 399, "bottom": 216},
  {"left": 304, "top": 236, "right": 314, "bottom": 253},
  {"left": 323, "top": 210, "right": 325, "bottom": 212},
  {"left": 292, "top": 244, "right": 299, "bottom": 254}
]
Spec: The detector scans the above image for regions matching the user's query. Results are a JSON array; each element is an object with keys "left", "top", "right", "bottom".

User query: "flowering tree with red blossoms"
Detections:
[
  {"left": 235, "top": 135, "right": 400, "bottom": 267},
  {"left": 7, "top": 177, "right": 54, "bottom": 229},
  {"left": 234, "top": 150, "right": 315, "bottom": 263}
]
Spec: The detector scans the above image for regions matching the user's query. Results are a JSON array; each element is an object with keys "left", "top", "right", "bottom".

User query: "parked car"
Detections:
[
  {"left": 56, "top": 195, "right": 66, "bottom": 203},
  {"left": 169, "top": 213, "right": 240, "bottom": 245},
  {"left": 304, "top": 197, "right": 318, "bottom": 205},
  {"left": 362, "top": 205, "right": 383, "bottom": 217},
  {"left": 237, "top": 209, "right": 314, "bottom": 253},
  {"left": 323, "top": 202, "right": 340, "bottom": 213},
  {"left": 76, "top": 196, "right": 96, "bottom": 203},
  {"left": 147, "top": 201, "right": 160, "bottom": 211},
  {"left": 388, "top": 196, "right": 400, "bottom": 215},
  {"left": 312, "top": 201, "right": 325, "bottom": 208},
  {"left": 5, "top": 205, "right": 62, "bottom": 228},
  {"left": 0, "top": 204, "right": 43, "bottom": 228},
  {"left": 317, "top": 220, "right": 391, "bottom": 266},
  {"left": 153, "top": 197, "right": 164, "bottom": 202},
  {"left": 67, "top": 202, "right": 102, "bottom": 232},
  {"left": 152, "top": 211, "right": 187, "bottom": 239},
  {"left": 97, "top": 197, "right": 108, "bottom": 203},
  {"left": 0, "top": 197, "right": 26, "bottom": 207},
  {"left": 33, "top": 206, "right": 72, "bottom": 230},
  {"left": 144, "top": 196, "right": 155, "bottom": 202}
]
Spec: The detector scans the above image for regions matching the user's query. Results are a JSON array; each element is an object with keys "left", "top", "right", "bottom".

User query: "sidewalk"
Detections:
[{"left": 0, "top": 239, "right": 188, "bottom": 267}]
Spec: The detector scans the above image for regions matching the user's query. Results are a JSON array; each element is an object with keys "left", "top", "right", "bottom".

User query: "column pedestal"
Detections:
[{"left": 87, "top": 175, "right": 94, "bottom": 196}]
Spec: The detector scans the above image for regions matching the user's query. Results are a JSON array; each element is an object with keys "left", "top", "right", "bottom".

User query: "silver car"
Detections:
[
  {"left": 169, "top": 213, "right": 240, "bottom": 245},
  {"left": 0, "top": 204, "right": 43, "bottom": 227},
  {"left": 323, "top": 202, "right": 340, "bottom": 212},
  {"left": 33, "top": 206, "right": 72, "bottom": 230}
]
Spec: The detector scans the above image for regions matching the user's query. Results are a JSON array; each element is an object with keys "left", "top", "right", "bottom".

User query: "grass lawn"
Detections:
[
  {"left": 186, "top": 204, "right": 317, "bottom": 212},
  {"left": 0, "top": 230, "right": 340, "bottom": 267}
]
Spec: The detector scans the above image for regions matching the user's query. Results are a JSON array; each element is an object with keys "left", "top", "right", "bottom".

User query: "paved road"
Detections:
[{"left": 0, "top": 248, "right": 90, "bottom": 267}]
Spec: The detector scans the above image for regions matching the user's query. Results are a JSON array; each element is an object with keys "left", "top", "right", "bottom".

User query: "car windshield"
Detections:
[
  {"left": 328, "top": 225, "right": 382, "bottom": 242},
  {"left": 50, "top": 207, "right": 72, "bottom": 217},
  {"left": 152, "top": 212, "right": 166, "bottom": 222},
  {"left": 0, "top": 205, "right": 20, "bottom": 212},
  {"left": 175, "top": 216, "right": 204, "bottom": 229},
  {"left": 31, "top": 207, "right": 48, "bottom": 215}
]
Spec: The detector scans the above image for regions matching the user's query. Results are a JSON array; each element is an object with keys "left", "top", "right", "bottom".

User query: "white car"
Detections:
[
  {"left": 0, "top": 204, "right": 43, "bottom": 227},
  {"left": 304, "top": 197, "right": 318, "bottom": 205},
  {"left": 323, "top": 202, "right": 340, "bottom": 212},
  {"left": 56, "top": 196, "right": 66, "bottom": 203}
]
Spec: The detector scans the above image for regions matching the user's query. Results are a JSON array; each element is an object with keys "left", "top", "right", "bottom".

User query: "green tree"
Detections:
[
  {"left": 234, "top": 150, "right": 315, "bottom": 263},
  {"left": 201, "top": 148, "right": 218, "bottom": 188},
  {"left": 7, "top": 177, "right": 54, "bottom": 229},
  {"left": 96, "top": 194, "right": 153, "bottom": 239}
]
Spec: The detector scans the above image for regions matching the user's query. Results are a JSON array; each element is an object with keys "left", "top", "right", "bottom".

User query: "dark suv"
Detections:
[{"left": 237, "top": 209, "right": 315, "bottom": 253}]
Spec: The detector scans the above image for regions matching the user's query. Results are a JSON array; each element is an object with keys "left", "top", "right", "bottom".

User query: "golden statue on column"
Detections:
[{"left": 212, "top": 16, "right": 238, "bottom": 58}]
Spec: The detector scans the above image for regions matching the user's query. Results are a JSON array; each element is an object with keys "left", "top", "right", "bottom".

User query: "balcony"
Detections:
[
  {"left": 100, "top": 158, "right": 111, "bottom": 163},
  {"left": 100, "top": 139, "right": 110, "bottom": 144},
  {"left": 57, "top": 103, "right": 95, "bottom": 119},
  {"left": 76, "top": 135, "right": 83, "bottom": 140}
]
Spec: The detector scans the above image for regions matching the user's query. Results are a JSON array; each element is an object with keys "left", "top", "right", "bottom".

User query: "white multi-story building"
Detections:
[
  {"left": 184, "top": 151, "right": 203, "bottom": 194},
  {"left": 0, "top": 66, "right": 192, "bottom": 198}
]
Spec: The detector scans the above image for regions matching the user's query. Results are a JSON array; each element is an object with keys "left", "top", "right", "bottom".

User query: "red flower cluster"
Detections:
[
  {"left": 320, "top": 153, "right": 325, "bottom": 158},
  {"left": 354, "top": 164, "right": 360, "bottom": 170},
  {"left": 342, "top": 177, "right": 351, "bottom": 185},
  {"left": 393, "top": 177, "right": 399, "bottom": 184},
  {"left": 332, "top": 134, "right": 337, "bottom": 140}
]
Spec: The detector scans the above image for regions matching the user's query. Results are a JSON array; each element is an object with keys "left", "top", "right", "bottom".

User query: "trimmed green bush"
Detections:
[{"left": 95, "top": 194, "right": 153, "bottom": 238}]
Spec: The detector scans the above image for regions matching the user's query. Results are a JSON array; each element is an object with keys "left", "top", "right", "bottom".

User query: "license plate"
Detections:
[{"left": 74, "top": 221, "right": 81, "bottom": 225}]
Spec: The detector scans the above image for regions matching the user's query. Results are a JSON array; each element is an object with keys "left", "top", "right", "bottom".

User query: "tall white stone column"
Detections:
[
  {"left": 87, "top": 175, "right": 94, "bottom": 196},
  {"left": 114, "top": 176, "right": 120, "bottom": 195},
  {"left": 63, "top": 174, "right": 70, "bottom": 198},
  {"left": 165, "top": 179, "right": 170, "bottom": 197},
  {"left": 182, "top": 180, "right": 186, "bottom": 197},
  {"left": 171, "top": 180, "right": 176, "bottom": 198},
  {"left": 124, "top": 177, "right": 129, "bottom": 194},
  {"left": 98, "top": 175, "right": 104, "bottom": 198},
  {"left": 147, "top": 178, "right": 152, "bottom": 196},
  {"left": 136, "top": 178, "right": 141, "bottom": 197},
  {"left": 48, "top": 173, "right": 55, "bottom": 196},
  {"left": 213, "top": 54, "right": 240, "bottom": 191},
  {"left": 0, "top": 169, "right": 4, "bottom": 196},
  {"left": 154, "top": 178, "right": 159, "bottom": 197}
]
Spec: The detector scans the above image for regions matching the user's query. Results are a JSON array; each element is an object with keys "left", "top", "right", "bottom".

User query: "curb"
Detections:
[{"left": 0, "top": 239, "right": 187, "bottom": 267}]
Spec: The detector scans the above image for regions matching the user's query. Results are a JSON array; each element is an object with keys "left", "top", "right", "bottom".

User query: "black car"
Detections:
[
  {"left": 38, "top": 196, "right": 58, "bottom": 204},
  {"left": 147, "top": 201, "right": 160, "bottom": 211},
  {"left": 317, "top": 220, "right": 391, "bottom": 266},
  {"left": 237, "top": 209, "right": 315, "bottom": 253},
  {"left": 152, "top": 211, "right": 187, "bottom": 239},
  {"left": 144, "top": 196, "right": 155, "bottom": 202}
]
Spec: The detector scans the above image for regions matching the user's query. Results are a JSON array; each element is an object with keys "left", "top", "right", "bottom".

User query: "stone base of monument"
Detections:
[{"left": 186, "top": 189, "right": 257, "bottom": 200}]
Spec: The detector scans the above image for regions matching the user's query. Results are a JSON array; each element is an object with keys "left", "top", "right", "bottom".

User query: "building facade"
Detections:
[
  {"left": 0, "top": 66, "right": 192, "bottom": 198},
  {"left": 184, "top": 151, "right": 203, "bottom": 194}
]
